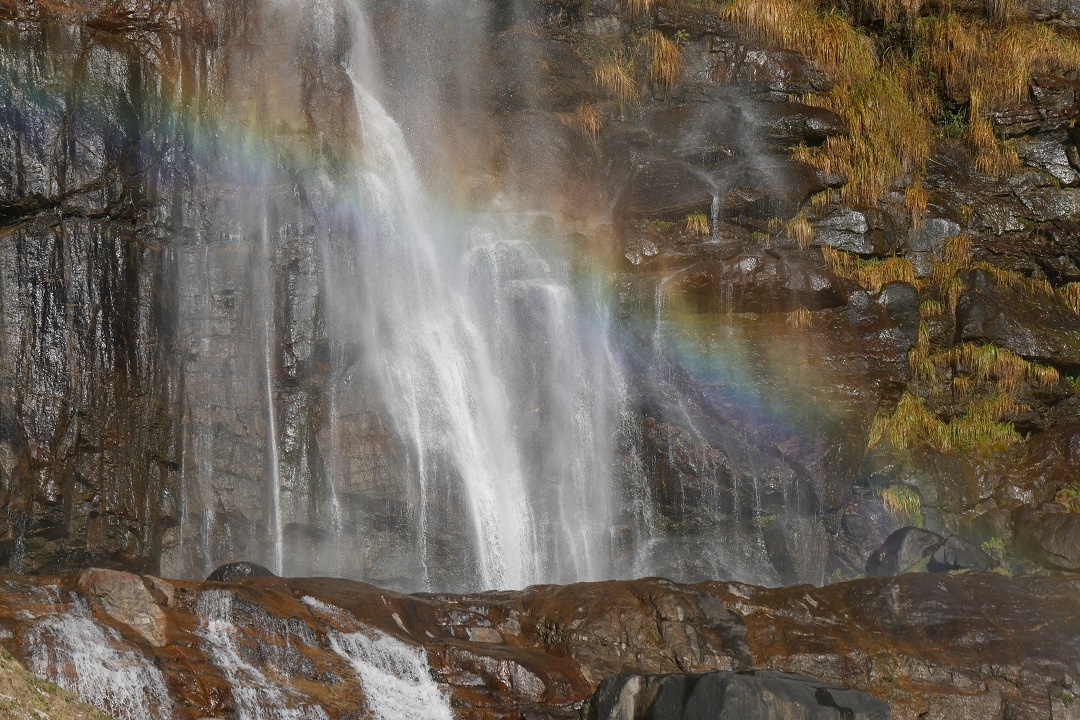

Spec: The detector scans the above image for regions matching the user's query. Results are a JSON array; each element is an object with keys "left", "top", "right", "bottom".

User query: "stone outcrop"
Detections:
[
  {"left": 0, "top": 0, "right": 1079, "bottom": 589},
  {"left": 0, "top": 572, "right": 1077, "bottom": 720},
  {"left": 583, "top": 671, "right": 890, "bottom": 720}
]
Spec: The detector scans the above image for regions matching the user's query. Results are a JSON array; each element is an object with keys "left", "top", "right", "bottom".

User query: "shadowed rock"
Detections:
[
  {"left": 583, "top": 670, "right": 890, "bottom": 720},
  {"left": 205, "top": 561, "right": 276, "bottom": 582}
]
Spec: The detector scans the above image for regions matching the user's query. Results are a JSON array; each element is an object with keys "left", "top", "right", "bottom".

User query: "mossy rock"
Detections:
[{"left": 0, "top": 648, "right": 115, "bottom": 720}]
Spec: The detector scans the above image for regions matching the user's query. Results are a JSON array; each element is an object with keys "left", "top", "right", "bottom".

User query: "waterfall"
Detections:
[
  {"left": 21, "top": 593, "right": 175, "bottom": 720},
  {"left": 303, "top": 597, "right": 454, "bottom": 720},
  {"left": 196, "top": 590, "right": 330, "bottom": 720},
  {"left": 328, "top": 1, "right": 618, "bottom": 590}
]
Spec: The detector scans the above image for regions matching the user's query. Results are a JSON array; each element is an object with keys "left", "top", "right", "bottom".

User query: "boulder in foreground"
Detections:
[{"left": 584, "top": 670, "right": 889, "bottom": 720}]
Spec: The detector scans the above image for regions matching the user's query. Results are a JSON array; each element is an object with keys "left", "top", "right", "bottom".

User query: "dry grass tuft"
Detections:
[
  {"left": 720, "top": 0, "right": 875, "bottom": 79},
  {"left": 870, "top": 392, "right": 952, "bottom": 451},
  {"left": 968, "top": 93, "right": 1021, "bottom": 177},
  {"left": 952, "top": 373, "right": 974, "bottom": 399},
  {"left": 786, "top": 306, "right": 813, "bottom": 329},
  {"left": 1059, "top": 283, "right": 1080, "bottom": 315},
  {"left": 626, "top": 0, "right": 654, "bottom": 19},
  {"left": 727, "top": 3, "right": 1080, "bottom": 206},
  {"left": 594, "top": 54, "right": 638, "bottom": 107},
  {"left": 878, "top": 483, "right": 922, "bottom": 519},
  {"left": 946, "top": 342, "right": 1058, "bottom": 391},
  {"left": 871, "top": 388, "right": 1022, "bottom": 454},
  {"left": 920, "top": 299, "right": 946, "bottom": 317},
  {"left": 805, "top": 67, "right": 933, "bottom": 206},
  {"left": 787, "top": 213, "right": 814, "bottom": 249},
  {"left": 640, "top": 30, "right": 682, "bottom": 91},
  {"left": 558, "top": 101, "right": 604, "bottom": 143},
  {"left": 823, "top": 247, "right": 918, "bottom": 292},
  {"left": 1029, "top": 363, "right": 1061, "bottom": 389},
  {"left": 685, "top": 211, "right": 710, "bottom": 236},
  {"left": 931, "top": 233, "right": 973, "bottom": 285},
  {"left": 905, "top": 177, "right": 929, "bottom": 222},
  {"left": 949, "top": 393, "right": 1023, "bottom": 452},
  {"left": 973, "top": 262, "right": 1054, "bottom": 297},
  {"left": 910, "top": 343, "right": 937, "bottom": 384}
]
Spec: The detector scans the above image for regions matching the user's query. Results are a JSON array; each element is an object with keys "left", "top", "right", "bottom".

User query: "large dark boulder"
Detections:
[
  {"left": 206, "top": 561, "right": 276, "bottom": 582},
  {"left": 929, "top": 535, "right": 998, "bottom": 573},
  {"left": 583, "top": 670, "right": 890, "bottom": 720},
  {"left": 866, "top": 527, "right": 946, "bottom": 576},
  {"left": 1014, "top": 505, "right": 1080, "bottom": 572},
  {"left": 957, "top": 269, "right": 1080, "bottom": 368}
]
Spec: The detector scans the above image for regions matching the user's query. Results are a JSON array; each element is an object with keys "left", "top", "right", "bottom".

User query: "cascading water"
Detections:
[
  {"left": 338, "top": 24, "right": 619, "bottom": 587},
  {"left": 21, "top": 591, "right": 175, "bottom": 720},
  {"left": 159, "top": 0, "right": 817, "bottom": 591},
  {"left": 196, "top": 589, "right": 331, "bottom": 720},
  {"left": 302, "top": 596, "right": 454, "bottom": 720}
]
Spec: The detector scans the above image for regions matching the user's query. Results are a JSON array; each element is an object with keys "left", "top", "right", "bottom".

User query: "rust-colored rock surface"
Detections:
[{"left": 0, "top": 571, "right": 1077, "bottom": 720}]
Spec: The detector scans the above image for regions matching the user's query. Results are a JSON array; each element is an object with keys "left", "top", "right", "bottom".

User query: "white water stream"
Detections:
[
  {"left": 21, "top": 591, "right": 175, "bottom": 720},
  {"left": 303, "top": 596, "right": 454, "bottom": 720},
  {"left": 334, "top": 0, "right": 619, "bottom": 589}
]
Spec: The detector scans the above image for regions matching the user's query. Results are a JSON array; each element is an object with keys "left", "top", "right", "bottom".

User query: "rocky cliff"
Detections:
[
  {"left": 1, "top": 0, "right": 1079, "bottom": 588},
  {"left": 0, "top": 569, "right": 1077, "bottom": 720}
]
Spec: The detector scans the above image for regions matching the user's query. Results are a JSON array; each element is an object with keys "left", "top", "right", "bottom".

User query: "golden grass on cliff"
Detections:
[
  {"left": 720, "top": 0, "right": 875, "bottom": 80},
  {"left": 685, "top": 211, "right": 710, "bottom": 236},
  {"left": 968, "top": 97, "right": 1021, "bottom": 177},
  {"left": 973, "top": 261, "right": 1054, "bottom": 297},
  {"left": 626, "top": 0, "right": 654, "bottom": 19},
  {"left": 905, "top": 177, "right": 929, "bottom": 222},
  {"left": 787, "top": 213, "right": 814, "bottom": 249},
  {"left": 1030, "top": 363, "right": 1061, "bottom": 389},
  {"left": 988, "top": 0, "right": 1018, "bottom": 20},
  {"left": 920, "top": 299, "right": 946, "bottom": 318},
  {"left": 910, "top": 344, "right": 937, "bottom": 384},
  {"left": 945, "top": 342, "right": 1058, "bottom": 392},
  {"left": 822, "top": 247, "right": 918, "bottom": 292},
  {"left": 866, "top": 0, "right": 924, "bottom": 24},
  {"left": 950, "top": 394, "right": 1023, "bottom": 452},
  {"left": 805, "top": 65, "right": 933, "bottom": 206},
  {"left": 558, "top": 101, "right": 604, "bottom": 143},
  {"left": 941, "top": 275, "right": 965, "bottom": 313},
  {"left": 1058, "top": 283, "right": 1080, "bottom": 315},
  {"left": 870, "top": 392, "right": 952, "bottom": 451},
  {"left": 878, "top": 483, "right": 922, "bottom": 519},
  {"left": 640, "top": 30, "right": 682, "bottom": 91},
  {"left": 952, "top": 373, "right": 974, "bottom": 399},
  {"left": 594, "top": 54, "right": 638, "bottom": 107},
  {"left": 931, "top": 233, "right": 973, "bottom": 285}
]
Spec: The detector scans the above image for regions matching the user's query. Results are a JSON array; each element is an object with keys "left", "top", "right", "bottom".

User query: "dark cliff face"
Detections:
[
  {"left": 0, "top": 0, "right": 361, "bottom": 576},
  {"left": 0, "top": 0, "right": 1078, "bottom": 586}
]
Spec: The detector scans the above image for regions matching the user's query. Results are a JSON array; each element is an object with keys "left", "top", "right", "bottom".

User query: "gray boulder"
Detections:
[{"left": 583, "top": 670, "right": 889, "bottom": 720}]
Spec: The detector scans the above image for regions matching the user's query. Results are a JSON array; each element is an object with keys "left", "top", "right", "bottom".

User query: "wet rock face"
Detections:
[
  {"left": 584, "top": 671, "right": 890, "bottom": 720},
  {"left": 0, "top": 572, "right": 1076, "bottom": 720},
  {"left": 1, "top": 0, "right": 1080, "bottom": 588}
]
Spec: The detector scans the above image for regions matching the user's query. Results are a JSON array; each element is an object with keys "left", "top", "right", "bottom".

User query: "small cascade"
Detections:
[
  {"left": 710, "top": 193, "right": 721, "bottom": 243},
  {"left": 196, "top": 589, "right": 329, "bottom": 720},
  {"left": 21, "top": 594, "right": 175, "bottom": 720},
  {"left": 303, "top": 597, "right": 454, "bottom": 720},
  {"left": 261, "top": 217, "right": 284, "bottom": 576}
]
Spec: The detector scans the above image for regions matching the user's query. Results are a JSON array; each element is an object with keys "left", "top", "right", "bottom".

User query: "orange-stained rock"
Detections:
[
  {"left": 77, "top": 568, "right": 168, "bottom": 647},
  {"left": 0, "top": 572, "right": 1075, "bottom": 720}
]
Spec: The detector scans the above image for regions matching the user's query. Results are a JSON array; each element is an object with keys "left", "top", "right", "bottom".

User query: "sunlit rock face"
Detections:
[
  {"left": 2, "top": 0, "right": 1080, "bottom": 591},
  {"left": 1, "top": 571, "right": 1078, "bottom": 720}
]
